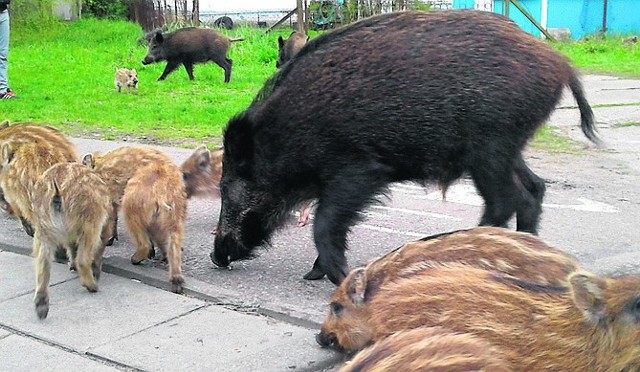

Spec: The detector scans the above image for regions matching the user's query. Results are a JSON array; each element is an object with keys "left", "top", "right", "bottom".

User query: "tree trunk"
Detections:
[{"left": 296, "top": 0, "right": 305, "bottom": 33}]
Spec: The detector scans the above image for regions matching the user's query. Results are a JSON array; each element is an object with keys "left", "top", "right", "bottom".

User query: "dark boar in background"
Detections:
[
  {"left": 142, "top": 27, "right": 243, "bottom": 83},
  {"left": 276, "top": 31, "right": 309, "bottom": 68},
  {"left": 213, "top": 10, "right": 599, "bottom": 285}
]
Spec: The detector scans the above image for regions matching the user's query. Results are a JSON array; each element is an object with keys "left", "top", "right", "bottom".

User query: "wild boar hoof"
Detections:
[
  {"left": 148, "top": 247, "right": 156, "bottom": 259},
  {"left": 303, "top": 267, "right": 326, "bottom": 280},
  {"left": 35, "top": 295, "right": 49, "bottom": 320},
  {"left": 105, "top": 236, "right": 116, "bottom": 247},
  {"left": 171, "top": 277, "right": 184, "bottom": 294},
  {"left": 84, "top": 283, "right": 98, "bottom": 293}
]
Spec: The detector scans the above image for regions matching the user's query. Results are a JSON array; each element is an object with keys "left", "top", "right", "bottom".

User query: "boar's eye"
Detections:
[
  {"left": 632, "top": 297, "right": 640, "bottom": 321},
  {"left": 331, "top": 302, "right": 344, "bottom": 316}
]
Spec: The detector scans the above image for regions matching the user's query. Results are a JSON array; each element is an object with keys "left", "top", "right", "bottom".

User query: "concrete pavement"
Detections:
[{"left": 0, "top": 249, "right": 341, "bottom": 371}]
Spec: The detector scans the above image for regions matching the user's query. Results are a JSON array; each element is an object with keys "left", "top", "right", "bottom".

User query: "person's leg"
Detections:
[{"left": 0, "top": 10, "right": 9, "bottom": 94}]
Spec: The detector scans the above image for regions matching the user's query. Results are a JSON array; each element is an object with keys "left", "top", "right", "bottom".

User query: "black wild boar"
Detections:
[
  {"left": 276, "top": 31, "right": 309, "bottom": 68},
  {"left": 141, "top": 27, "right": 244, "bottom": 83},
  {"left": 213, "top": 10, "right": 599, "bottom": 285}
]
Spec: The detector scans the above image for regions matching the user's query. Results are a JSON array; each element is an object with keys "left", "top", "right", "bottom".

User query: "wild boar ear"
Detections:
[
  {"left": 278, "top": 36, "right": 285, "bottom": 49},
  {"left": 131, "top": 68, "right": 137, "bottom": 74},
  {"left": 195, "top": 145, "right": 211, "bottom": 169},
  {"left": 223, "top": 114, "right": 254, "bottom": 176},
  {"left": 81, "top": 153, "right": 95, "bottom": 168},
  {"left": 345, "top": 268, "right": 368, "bottom": 307},
  {"left": 155, "top": 32, "right": 164, "bottom": 43},
  {"left": 0, "top": 120, "right": 9, "bottom": 129},
  {"left": 570, "top": 272, "right": 606, "bottom": 324},
  {"left": 1, "top": 143, "right": 13, "bottom": 166}
]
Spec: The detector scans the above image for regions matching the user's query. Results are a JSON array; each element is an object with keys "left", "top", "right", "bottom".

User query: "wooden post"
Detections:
[
  {"left": 192, "top": 0, "right": 199, "bottom": 25},
  {"left": 296, "top": 0, "right": 305, "bottom": 33}
]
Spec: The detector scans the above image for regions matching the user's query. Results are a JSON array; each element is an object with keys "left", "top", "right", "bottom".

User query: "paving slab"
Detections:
[
  {"left": 0, "top": 334, "right": 120, "bottom": 372},
  {"left": 91, "top": 305, "right": 340, "bottom": 372},
  {"left": 0, "top": 251, "right": 76, "bottom": 302},
  {"left": 0, "top": 264, "right": 204, "bottom": 352},
  {"left": 0, "top": 328, "right": 10, "bottom": 339},
  {"left": 558, "top": 75, "right": 640, "bottom": 108}
]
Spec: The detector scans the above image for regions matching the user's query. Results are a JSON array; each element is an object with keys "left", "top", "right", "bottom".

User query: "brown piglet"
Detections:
[
  {"left": 319, "top": 263, "right": 640, "bottom": 371},
  {"left": 30, "top": 162, "right": 113, "bottom": 319},
  {"left": 341, "top": 326, "right": 511, "bottom": 372},
  {"left": 82, "top": 146, "right": 174, "bottom": 245},
  {"left": 121, "top": 161, "right": 187, "bottom": 293}
]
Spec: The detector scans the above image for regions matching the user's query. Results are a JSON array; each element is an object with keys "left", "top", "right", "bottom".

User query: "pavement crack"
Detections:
[
  {"left": 0, "top": 323, "right": 147, "bottom": 371},
  {"left": 87, "top": 304, "right": 209, "bottom": 351}
]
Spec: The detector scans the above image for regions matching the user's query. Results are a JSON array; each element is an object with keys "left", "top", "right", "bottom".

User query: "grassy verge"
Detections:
[
  {"left": 6, "top": 19, "right": 299, "bottom": 146},
  {"left": 553, "top": 35, "right": 640, "bottom": 78},
  {"left": 4, "top": 19, "right": 639, "bottom": 149}
]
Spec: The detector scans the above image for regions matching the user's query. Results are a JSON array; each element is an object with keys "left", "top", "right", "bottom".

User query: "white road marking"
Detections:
[
  {"left": 357, "top": 224, "right": 428, "bottom": 238},
  {"left": 404, "top": 184, "right": 618, "bottom": 213},
  {"left": 370, "top": 205, "right": 460, "bottom": 220}
]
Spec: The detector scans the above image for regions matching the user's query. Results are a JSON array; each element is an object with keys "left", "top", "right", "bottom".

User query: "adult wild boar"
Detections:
[
  {"left": 317, "top": 266, "right": 640, "bottom": 371},
  {"left": 213, "top": 10, "right": 599, "bottom": 285},
  {"left": 142, "top": 27, "right": 243, "bottom": 83},
  {"left": 276, "top": 31, "right": 309, "bottom": 68}
]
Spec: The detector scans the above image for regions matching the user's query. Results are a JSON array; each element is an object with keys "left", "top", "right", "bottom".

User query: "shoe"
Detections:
[{"left": 0, "top": 88, "right": 16, "bottom": 99}]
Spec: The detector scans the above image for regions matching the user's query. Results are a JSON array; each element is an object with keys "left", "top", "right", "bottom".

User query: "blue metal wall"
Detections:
[{"left": 452, "top": 0, "right": 640, "bottom": 39}]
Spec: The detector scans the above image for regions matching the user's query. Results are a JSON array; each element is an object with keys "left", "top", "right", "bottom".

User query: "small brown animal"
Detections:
[
  {"left": 30, "top": 162, "right": 112, "bottom": 319},
  {"left": 319, "top": 265, "right": 640, "bottom": 371},
  {"left": 82, "top": 146, "right": 174, "bottom": 244},
  {"left": 114, "top": 68, "right": 139, "bottom": 93},
  {"left": 341, "top": 326, "right": 511, "bottom": 372},
  {"left": 0, "top": 140, "right": 74, "bottom": 238},
  {"left": 276, "top": 31, "right": 309, "bottom": 68},
  {"left": 0, "top": 121, "right": 78, "bottom": 162},
  {"left": 0, "top": 121, "right": 77, "bottom": 227},
  {"left": 360, "top": 227, "right": 580, "bottom": 294},
  {"left": 180, "top": 145, "right": 224, "bottom": 199},
  {"left": 121, "top": 161, "right": 187, "bottom": 293}
]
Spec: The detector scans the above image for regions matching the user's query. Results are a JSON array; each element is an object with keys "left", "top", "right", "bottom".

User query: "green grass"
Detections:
[
  {"left": 6, "top": 19, "right": 303, "bottom": 145},
  {"left": 614, "top": 121, "right": 640, "bottom": 128},
  {"left": 3, "top": 19, "right": 639, "bottom": 147},
  {"left": 553, "top": 35, "right": 640, "bottom": 78},
  {"left": 531, "top": 126, "right": 583, "bottom": 154}
]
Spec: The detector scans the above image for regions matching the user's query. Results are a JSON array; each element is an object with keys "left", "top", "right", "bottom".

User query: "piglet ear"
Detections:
[
  {"left": 1, "top": 142, "right": 14, "bottom": 167},
  {"left": 194, "top": 145, "right": 211, "bottom": 170},
  {"left": 0, "top": 120, "right": 9, "bottom": 129},
  {"left": 345, "top": 268, "right": 367, "bottom": 307},
  {"left": 81, "top": 153, "right": 95, "bottom": 168},
  {"left": 569, "top": 272, "right": 606, "bottom": 324},
  {"left": 223, "top": 113, "right": 254, "bottom": 177}
]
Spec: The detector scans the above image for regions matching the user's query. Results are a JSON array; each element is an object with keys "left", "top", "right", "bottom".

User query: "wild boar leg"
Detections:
[
  {"left": 183, "top": 61, "right": 195, "bottom": 80},
  {"left": 212, "top": 56, "right": 232, "bottom": 83},
  {"left": 158, "top": 60, "right": 181, "bottom": 81},
  {"left": 33, "top": 236, "right": 53, "bottom": 319},
  {"left": 311, "top": 170, "right": 388, "bottom": 285},
  {"left": 513, "top": 155, "right": 545, "bottom": 233}
]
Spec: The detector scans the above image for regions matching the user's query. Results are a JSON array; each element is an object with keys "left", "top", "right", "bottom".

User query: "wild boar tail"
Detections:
[
  {"left": 568, "top": 70, "right": 601, "bottom": 146},
  {"left": 52, "top": 181, "right": 62, "bottom": 214}
]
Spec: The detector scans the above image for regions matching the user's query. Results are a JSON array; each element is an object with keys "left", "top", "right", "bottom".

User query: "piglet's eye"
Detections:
[
  {"left": 331, "top": 303, "right": 344, "bottom": 316},
  {"left": 633, "top": 298, "right": 640, "bottom": 316}
]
